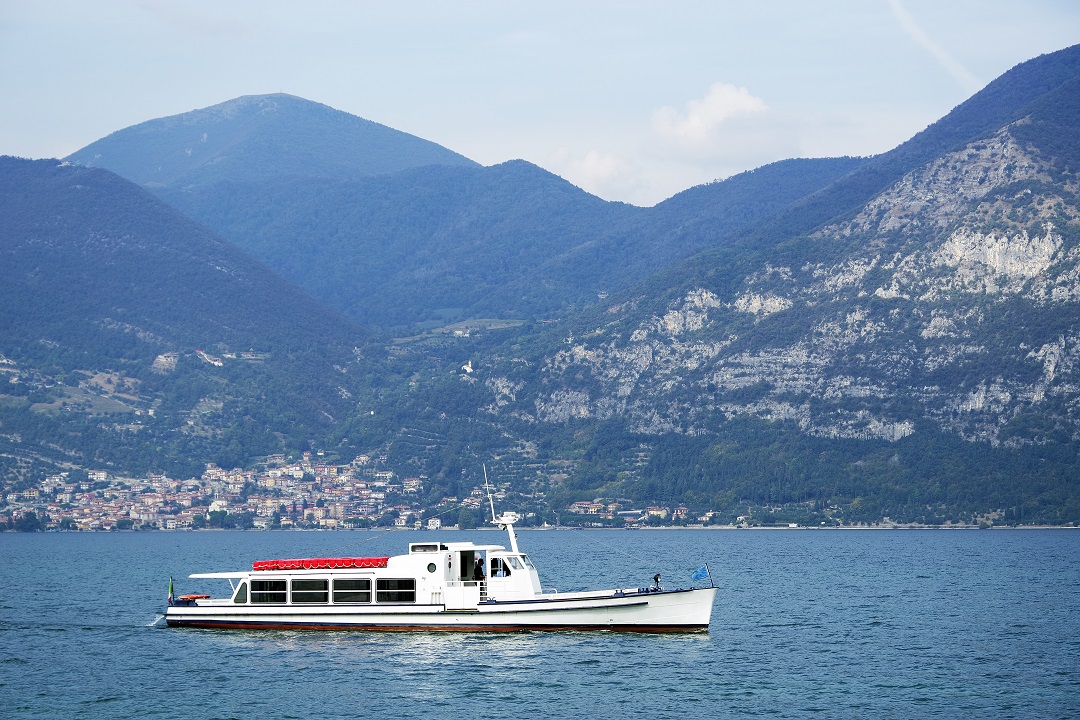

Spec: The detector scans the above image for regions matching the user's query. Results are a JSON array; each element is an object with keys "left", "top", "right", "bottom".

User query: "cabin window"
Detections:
[
  {"left": 411, "top": 543, "right": 439, "bottom": 553},
  {"left": 233, "top": 582, "right": 248, "bottom": 604},
  {"left": 292, "top": 579, "right": 329, "bottom": 604},
  {"left": 333, "top": 578, "right": 372, "bottom": 603},
  {"left": 376, "top": 578, "right": 416, "bottom": 603},
  {"left": 507, "top": 556, "right": 525, "bottom": 570},
  {"left": 250, "top": 579, "right": 287, "bottom": 603},
  {"left": 521, "top": 555, "right": 536, "bottom": 570},
  {"left": 491, "top": 558, "right": 512, "bottom": 577}
]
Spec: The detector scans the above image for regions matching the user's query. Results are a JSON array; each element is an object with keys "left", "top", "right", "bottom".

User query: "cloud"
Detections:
[
  {"left": 546, "top": 82, "right": 804, "bottom": 205},
  {"left": 647, "top": 82, "right": 800, "bottom": 183},
  {"left": 887, "top": 0, "right": 981, "bottom": 94},
  {"left": 652, "top": 82, "right": 768, "bottom": 149}
]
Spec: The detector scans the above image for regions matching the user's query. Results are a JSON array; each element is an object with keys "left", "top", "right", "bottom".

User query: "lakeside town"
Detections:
[{"left": 1, "top": 452, "right": 707, "bottom": 532}]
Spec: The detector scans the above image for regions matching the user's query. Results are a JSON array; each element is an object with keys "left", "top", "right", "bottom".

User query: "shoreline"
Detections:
[
  {"left": 10, "top": 523, "right": 1076, "bottom": 533},
  {"left": 521, "top": 524, "right": 1079, "bottom": 531}
]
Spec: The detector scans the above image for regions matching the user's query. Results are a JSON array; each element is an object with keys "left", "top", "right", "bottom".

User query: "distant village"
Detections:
[{"left": 0, "top": 452, "right": 710, "bottom": 532}]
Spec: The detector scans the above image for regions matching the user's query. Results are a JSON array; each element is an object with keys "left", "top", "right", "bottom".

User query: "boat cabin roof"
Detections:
[
  {"left": 409, "top": 541, "right": 507, "bottom": 554},
  {"left": 188, "top": 540, "right": 520, "bottom": 579}
]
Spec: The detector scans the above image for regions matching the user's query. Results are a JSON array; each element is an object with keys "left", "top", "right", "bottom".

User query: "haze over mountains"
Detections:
[
  {"left": 65, "top": 93, "right": 871, "bottom": 329},
  {"left": 3, "top": 44, "right": 1080, "bottom": 525}
]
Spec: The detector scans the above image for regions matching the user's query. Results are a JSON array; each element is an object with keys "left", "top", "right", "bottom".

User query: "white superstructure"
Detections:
[{"left": 165, "top": 511, "right": 716, "bottom": 632}]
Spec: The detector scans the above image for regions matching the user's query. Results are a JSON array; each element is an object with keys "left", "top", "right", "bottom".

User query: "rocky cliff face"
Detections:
[{"left": 489, "top": 121, "right": 1080, "bottom": 448}]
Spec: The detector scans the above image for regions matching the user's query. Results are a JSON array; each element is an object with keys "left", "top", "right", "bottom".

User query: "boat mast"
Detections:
[
  {"left": 484, "top": 465, "right": 497, "bottom": 523},
  {"left": 484, "top": 464, "right": 520, "bottom": 554}
]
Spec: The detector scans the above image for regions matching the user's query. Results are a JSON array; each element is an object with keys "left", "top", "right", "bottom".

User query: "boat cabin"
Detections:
[{"left": 192, "top": 539, "right": 543, "bottom": 613}]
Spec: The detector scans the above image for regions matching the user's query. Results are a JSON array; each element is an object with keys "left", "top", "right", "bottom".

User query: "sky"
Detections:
[{"left": 1, "top": 1, "right": 1078, "bottom": 206}]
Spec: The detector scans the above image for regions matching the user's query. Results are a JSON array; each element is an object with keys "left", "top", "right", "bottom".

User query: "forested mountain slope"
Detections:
[
  {"left": 21, "top": 46, "right": 1080, "bottom": 526},
  {"left": 0, "top": 157, "right": 369, "bottom": 478},
  {"left": 67, "top": 97, "right": 868, "bottom": 331},
  {"left": 463, "top": 45, "right": 1080, "bottom": 523},
  {"left": 65, "top": 93, "right": 478, "bottom": 188}
]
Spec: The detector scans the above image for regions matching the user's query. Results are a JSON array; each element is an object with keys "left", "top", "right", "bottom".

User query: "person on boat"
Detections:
[{"left": 474, "top": 556, "right": 485, "bottom": 581}]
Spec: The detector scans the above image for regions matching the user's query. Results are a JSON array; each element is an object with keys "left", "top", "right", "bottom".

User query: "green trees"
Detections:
[
  {"left": 13, "top": 512, "right": 42, "bottom": 532},
  {"left": 457, "top": 507, "right": 479, "bottom": 529}
]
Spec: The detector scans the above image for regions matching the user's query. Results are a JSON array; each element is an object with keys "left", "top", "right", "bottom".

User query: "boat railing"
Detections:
[{"left": 446, "top": 579, "right": 488, "bottom": 602}]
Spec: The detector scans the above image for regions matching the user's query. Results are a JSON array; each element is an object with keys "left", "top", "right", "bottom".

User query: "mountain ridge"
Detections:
[
  {"left": 6, "top": 44, "right": 1080, "bottom": 526},
  {"left": 65, "top": 94, "right": 873, "bottom": 331},
  {"left": 65, "top": 93, "right": 479, "bottom": 188},
  {"left": 0, "top": 156, "right": 370, "bottom": 477},
  {"left": 457, "top": 44, "right": 1080, "bottom": 522},
  {"left": 727, "top": 44, "right": 1080, "bottom": 258}
]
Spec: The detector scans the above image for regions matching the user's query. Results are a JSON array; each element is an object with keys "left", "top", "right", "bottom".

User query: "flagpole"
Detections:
[{"left": 705, "top": 562, "right": 714, "bottom": 588}]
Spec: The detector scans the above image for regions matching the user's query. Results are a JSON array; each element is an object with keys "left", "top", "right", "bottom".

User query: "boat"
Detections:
[{"left": 164, "top": 507, "right": 716, "bottom": 633}]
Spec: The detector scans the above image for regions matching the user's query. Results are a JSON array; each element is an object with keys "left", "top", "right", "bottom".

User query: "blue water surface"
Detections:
[{"left": 1, "top": 528, "right": 1077, "bottom": 719}]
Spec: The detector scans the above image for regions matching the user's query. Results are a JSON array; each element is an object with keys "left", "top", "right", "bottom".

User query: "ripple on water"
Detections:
[{"left": 1, "top": 530, "right": 1079, "bottom": 719}]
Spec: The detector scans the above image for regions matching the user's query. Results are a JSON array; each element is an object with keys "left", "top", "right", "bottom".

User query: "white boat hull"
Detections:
[
  {"left": 165, "top": 507, "right": 718, "bottom": 633},
  {"left": 165, "top": 586, "right": 716, "bottom": 633}
]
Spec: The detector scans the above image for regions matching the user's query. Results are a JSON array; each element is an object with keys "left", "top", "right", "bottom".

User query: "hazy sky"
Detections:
[{"left": 2, "top": 1, "right": 1078, "bottom": 206}]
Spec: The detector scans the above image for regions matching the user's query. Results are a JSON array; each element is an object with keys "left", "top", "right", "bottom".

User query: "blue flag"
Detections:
[{"left": 691, "top": 565, "right": 709, "bottom": 582}]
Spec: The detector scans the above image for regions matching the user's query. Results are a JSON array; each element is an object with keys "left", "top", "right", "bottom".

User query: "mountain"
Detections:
[
  {"left": 65, "top": 93, "right": 478, "bottom": 188},
  {"left": 69, "top": 96, "right": 866, "bottom": 330},
  {"left": 33, "top": 45, "right": 1080, "bottom": 526},
  {"left": 154, "top": 157, "right": 869, "bottom": 329},
  {"left": 0, "top": 157, "right": 370, "bottom": 478},
  {"left": 497, "top": 157, "right": 871, "bottom": 317},
  {"left": 466, "top": 45, "right": 1080, "bottom": 524},
  {"left": 154, "top": 159, "right": 632, "bottom": 328},
  {"left": 728, "top": 44, "right": 1080, "bottom": 253}
]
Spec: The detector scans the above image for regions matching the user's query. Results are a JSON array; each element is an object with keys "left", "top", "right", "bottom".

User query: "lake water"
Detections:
[{"left": 1, "top": 528, "right": 1077, "bottom": 719}]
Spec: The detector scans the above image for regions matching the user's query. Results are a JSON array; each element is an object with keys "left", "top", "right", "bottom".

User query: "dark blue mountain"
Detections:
[
  {"left": 66, "top": 95, "right": 867, "bottom": 330},
  {"left": 0, "top": 156, "right": 369, "bottom": 477},
  {"left": 65, "top": 93, "right": 479, "bottom": 188}
]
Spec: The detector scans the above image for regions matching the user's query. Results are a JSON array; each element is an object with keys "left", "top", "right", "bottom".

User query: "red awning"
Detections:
[{"left": 252, "top": 557, "right": 389, "bottom": 571}]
